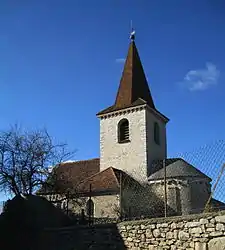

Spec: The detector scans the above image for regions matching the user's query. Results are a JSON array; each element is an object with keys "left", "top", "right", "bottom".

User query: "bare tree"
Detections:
[{"left": 0, "top": 125, "right": 74, "bottom": 197}]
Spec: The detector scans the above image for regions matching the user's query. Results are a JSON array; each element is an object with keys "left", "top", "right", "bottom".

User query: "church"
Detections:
[{"left": 39, "top": 32, "right": 223, "bottom": 219}]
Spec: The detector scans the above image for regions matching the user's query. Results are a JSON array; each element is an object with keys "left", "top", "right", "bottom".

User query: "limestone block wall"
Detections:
[
  {"left": 148, "top": 182, "right": 181, "bottom": 216},
  {"left": 42, "top": 193, "right": 119, "bottom": 218},
  {"left": 118, "top": 211, "right": 225, "bottom": 249},
  {"left": 189, "top": 180, "right": 211, "bottom": 214},
  {"left": 146, "top": 109, "right": 167, "bottom": 175},
  {"left": 99, "top": 105, "right": 168, "bottom": 183},
  {"left": 149, "top": 178, "right": 211, "bottom": 217},
  {"left": 99, "top": 107, "right": 148, "bottom": 182},
  {"left": 39, "top": 211, "right": 225, "bottom": 250},
  {"left": 79, "top": 194, "right": 119, "bottom": 218},
  {"left": 121, "top": 183, "right": 165, "bottom": 218}
]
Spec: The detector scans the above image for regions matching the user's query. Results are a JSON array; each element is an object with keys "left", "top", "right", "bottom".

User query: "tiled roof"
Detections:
[
  {"left": 38, "top": 158, "right": 100, "bottom": 194},
  {"left": 97, "top": 41, "right": 156, "bottom": 116},
  {"left": 211, "top": 198, "right": 225, "bottom": 209},
  {"left": 77, "top": 167, "right": 141, "bottom": 195},
  {"left": 77, "top": 167, "right": 120, "bottom": 194},
  {"left": 56, "top": 158, "right": 100, "bottom": 183},
  {"left": 39, "top": 157, "right": 141, "bottom": 196},
  {"left": 148, "top": 158, "right": 211, "bottom": 181}
]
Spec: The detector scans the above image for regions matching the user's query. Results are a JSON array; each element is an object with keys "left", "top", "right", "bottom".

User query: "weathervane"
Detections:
[{"left": 130, "top": 20, "right": 135, "bottom": 41}]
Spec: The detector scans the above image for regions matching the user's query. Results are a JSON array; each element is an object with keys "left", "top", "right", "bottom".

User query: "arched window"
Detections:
[
  {"left": 86, "top": 199, "right": 94, "bottom": 217},
  {"left": 118, "top": 119, "right": 129, "bottom": 143},
  {"left": 154, "top": 122, "right": 160, "bottom": 145}
]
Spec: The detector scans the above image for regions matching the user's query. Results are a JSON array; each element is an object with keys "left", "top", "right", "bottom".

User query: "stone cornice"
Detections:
[
  {"left": 97, "top": 104, "right": 169, "bottom": 123},
  {"left": 97, "top": 104, "right": 146, "bottom": 120}
]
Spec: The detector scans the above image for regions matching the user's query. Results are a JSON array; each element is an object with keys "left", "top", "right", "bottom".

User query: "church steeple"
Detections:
[
  {"left": 98, "top": 31, "right": 168, "bottom": 182},
  {"left": 114, "top": 38, "right": 155, "bottom": 110},
  {"left": 97, "top": 31, "right": 157, "bottom": 116}
]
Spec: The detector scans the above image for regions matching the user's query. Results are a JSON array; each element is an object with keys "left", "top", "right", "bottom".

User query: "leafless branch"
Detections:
[{"left": 0, "top": 124, "right": 75, "bottom": 197}]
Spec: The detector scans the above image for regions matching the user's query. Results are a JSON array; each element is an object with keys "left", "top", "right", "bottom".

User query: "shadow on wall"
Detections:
[
  {"left": 121, "top": 177, "right": 178, "bottom": 219},
  {"left": 0, "top": 195, "right": 72, "bottom": 250},
  {"left": 37, "top": 223, "right": 127, "bottom": 250}
]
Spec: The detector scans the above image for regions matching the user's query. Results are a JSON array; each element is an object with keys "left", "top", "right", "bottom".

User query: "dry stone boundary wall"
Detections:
[
  {"left": 40, "top": 211, "right": 225, "bottom": 250},
  {"left": 118, "top": 211, "right": 225, "bottom": 249}
]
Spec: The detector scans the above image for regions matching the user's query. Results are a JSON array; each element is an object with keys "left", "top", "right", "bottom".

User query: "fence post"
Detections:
[
  {"left": 88, "top": 184, "right": 92, "bottom": 225},
  {"left": 119, "top": 171, "right": 122, "bottom": 220},
  {"left": 163, "top": 159, "right": 167, "bottom": 217}
]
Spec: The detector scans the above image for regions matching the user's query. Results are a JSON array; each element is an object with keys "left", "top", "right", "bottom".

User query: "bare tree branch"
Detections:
[{"left": 0, "top": 124, "right": 75, "bottom": 197}]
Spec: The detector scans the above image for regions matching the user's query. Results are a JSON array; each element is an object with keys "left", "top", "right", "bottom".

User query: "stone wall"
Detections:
[
  {"left": 83, "top": 194, "right": 119, "bottom": 218},
  {"left": 99, "top": 105, "right": 168, "bottom": 184},
  {"left": 37, "top": 223, "right": 126, "bottom": 250},
  {"left": 146, "top": 107, "right": 167, "bottom": 176},
  {"left": 118, "top": 211, "right": 225, "bottom": 249},
  {"left": 148, "top": 177, "right": 211, "bottom": 217},
  {"left": 121, "top": 183, "right": 166, "bottom": 218},
  {"left": 38, "top": 211, "right": 225, "bottom": 250},
  {"left": 99, "top": 106, "right": 148, "bottom": 183},
  {"left": 43, "top": 193, "right": 120, "bottom": 218}
]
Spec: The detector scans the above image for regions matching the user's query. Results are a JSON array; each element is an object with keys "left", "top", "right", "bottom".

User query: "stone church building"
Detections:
[{"left": 39, "top": 33, "right": 223, "bottom": 219}]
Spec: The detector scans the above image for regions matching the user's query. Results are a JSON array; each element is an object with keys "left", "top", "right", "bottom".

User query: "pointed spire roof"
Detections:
[
  {"left": 97, "top": 35, "right": 168, "bottom": 122},
  {"left": 114, "top": 40, "right": 155, "bottom": 109}
]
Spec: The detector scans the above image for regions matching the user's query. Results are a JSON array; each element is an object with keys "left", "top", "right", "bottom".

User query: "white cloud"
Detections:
[
  {"left": 115, "top": 58, "right": 125, "bottom": 64},
  {"left": 181, "top": 62, "right": 220, "bottom": 91}
]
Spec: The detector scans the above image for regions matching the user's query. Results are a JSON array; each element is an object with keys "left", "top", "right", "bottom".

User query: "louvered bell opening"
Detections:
[{"left": 118, "top": 119, "right": 130, "bottom": 143}]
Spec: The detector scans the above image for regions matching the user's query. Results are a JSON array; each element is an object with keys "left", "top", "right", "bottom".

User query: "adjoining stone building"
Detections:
[{"left": 39, "top": 32, "right": 224, "bottom": 219}]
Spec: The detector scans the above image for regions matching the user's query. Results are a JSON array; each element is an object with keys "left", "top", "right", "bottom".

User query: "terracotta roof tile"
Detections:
[
  {"left": 56, "top": 158, "right": 100, "bottom": 183},
  {"left": 77, "top": 167, "right": 120, "bottom": 194},
  {"left": 77, "top": 167, "right": 141, "bottom": 195},
  {"left": 39, "top": 158, "right": 141, "bottom": 196},
  {"left": 39, "top": 158, "right": 100, "bottom": 194}
]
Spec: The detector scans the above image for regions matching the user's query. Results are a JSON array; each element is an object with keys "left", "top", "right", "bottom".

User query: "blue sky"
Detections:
[{"left": 0, "top": 1, "right": 225, "bottom": 201}]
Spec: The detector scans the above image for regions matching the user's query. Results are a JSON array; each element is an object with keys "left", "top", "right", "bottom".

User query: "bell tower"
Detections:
[{"left": 97, "top": 31, "right": 169, "bottom": 183}]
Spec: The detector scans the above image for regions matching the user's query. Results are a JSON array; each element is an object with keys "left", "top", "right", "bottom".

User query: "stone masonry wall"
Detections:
[
  {"left": 99, "top": 107, "right": 148, "bottom": 183},
  {"left": 118, "top": 211, "right": 225, "bottom": 249},
  {"left": 38, "top": 211, "right": 225, "bottom": 250},
  {"left": 146, "top": 108, "right": 167, "bottom": 176},
  {"left": 43, "top": 193, "right": 120, "bottom": 218}
]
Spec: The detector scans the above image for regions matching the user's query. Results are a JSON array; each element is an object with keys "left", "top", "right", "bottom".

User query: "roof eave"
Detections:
[
  {"left": 146, "top": 106, "right": 169, "bottom": 123},
  {"left": 77, "top": 189, "right": 119, "bottom": 197},
  {"left": 96, "top": 103, "right": 147, "bottom": 118},
  {"left": 97, "top": 103, "right": 169, "bottom": 124},
  {"left": 148, "top": 175, "right": 212, "bottom": 182}
]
